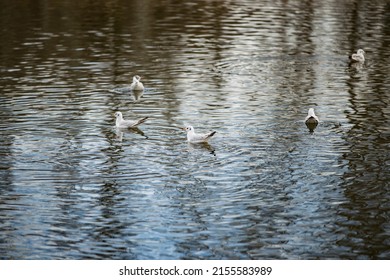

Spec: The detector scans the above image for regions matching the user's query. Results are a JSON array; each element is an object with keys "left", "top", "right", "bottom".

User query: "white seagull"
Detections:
[
  {"left": 130, "top": 75, "right": 144, "bottom": 91},
  {"left": 109, "top": 75, "right": 144, "bottom": 94},
  {"left": 305, "top": 108, "right": 319, "bottom": 124},
  {"left": 115, "top": 111, "right": 148, "bottom": 128},
  {"left": 182, "top": 126, "right": 216, "bottom": 143},
  {"left": 350, "top": 49, "right": 365, "bottom": 63}
]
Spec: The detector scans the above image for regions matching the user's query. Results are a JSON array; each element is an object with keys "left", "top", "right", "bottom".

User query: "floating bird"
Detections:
[
  {"left": 130, "top": 75, "right": 144, "bottom": 91},
  {"left": 109, "top": 75, "right": 144, "bottom": 94},
  {"left": 305, "top": 108, "right": 319, "bottom": 132},
  {"left": 114, "top": 111, "right": 148, "bottom": 128},
  {"left": 305, "top": 108, "right": 319, "bottom": 124},
  {"left": 182, "top": 126, "right": 216, "bottom": 143},
  {"left": 349, "top": 49, "right": 365, "bottom": 63}
]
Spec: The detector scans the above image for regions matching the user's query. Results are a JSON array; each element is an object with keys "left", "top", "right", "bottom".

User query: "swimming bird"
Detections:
[
  {"left": 114, "top": 111, "right": 148, "bottom": 128},
  {"left": 109, "top": 75, "right": 144, "bottom": 94},
  {"left": 349, "top": 49, "right": 365, "bottom": 63},
  {"left": 130, "top": 75, "right": 144, "bottom": 91},
  {"left": 305, "top": 108, "right": 319, "bottom": 132},
  {"left": 182, "top": 126, "right": 216, "bottom": 143},
  {"left": 305, "top": 108, "right": 319, "bottom": 124}
]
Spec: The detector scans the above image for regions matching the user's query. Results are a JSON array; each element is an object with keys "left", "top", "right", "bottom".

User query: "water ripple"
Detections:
[{"left": 1, "top": 0, "right": 390, "bottom": 260}]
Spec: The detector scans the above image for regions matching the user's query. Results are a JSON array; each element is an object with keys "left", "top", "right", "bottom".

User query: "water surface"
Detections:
[{"left": 1, "top": 0, "right": 390, "bottom": 259}]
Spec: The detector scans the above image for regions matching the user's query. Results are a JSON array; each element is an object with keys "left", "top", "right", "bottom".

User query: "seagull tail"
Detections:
[
  {"left": 207, "top": 131, "right": 217, "bottom": 139},
  {"left": 133, "top": 117, "right": 149, "bottom": 127}
]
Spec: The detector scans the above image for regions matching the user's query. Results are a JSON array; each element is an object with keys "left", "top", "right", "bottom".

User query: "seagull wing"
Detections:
[
  {"left": 351, "top": 53, "right": 364, "bottom": 62},
  {"left": 131, "top": 117, "right": 148, "bottom": 127},
  {"left": 117, "top": 117, "right": 148, "bottom": 128},
  {"left": 190, "top": 131, "right": 216, "bottom": 142}
]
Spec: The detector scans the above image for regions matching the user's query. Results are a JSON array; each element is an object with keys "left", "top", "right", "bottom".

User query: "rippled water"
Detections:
[{"left": 1, "top": 0, "right": 390, "bottom": 259}]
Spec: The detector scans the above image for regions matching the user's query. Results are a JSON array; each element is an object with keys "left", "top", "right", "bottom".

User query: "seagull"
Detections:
[
  {"left": 305, "top": 108, "right": 319, "bottom": 124},
  {"left": 182, "top": 126, "right": 216, "bottom": 143},
  {"left": 114, "top": 111, "right": 148, "bottom": 128},
  {"left": 350, "top": 49, "right": 365, "bottom": 63},
  {"left": 109, "top": 75, "right": 144, "bottom": 94},
  {"left": 130, "top": 75, "right": 144, "bottom": 91}
]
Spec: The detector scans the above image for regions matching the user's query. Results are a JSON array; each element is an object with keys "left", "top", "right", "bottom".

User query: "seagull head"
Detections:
[
  {"left": 182, "top": 126, "right": 194, "bottom": 133},
  {"left": 115, "top": 111, "right": 123, "bottom": 119},
  {"left": 357, "top": 49, "right": 365, "bottom": 55},
  {"left": 133, "top": 75, "right": 141, "bottom": 82},
  {"left": 308, "top": 108, "right": 316, "bottom": 117}
]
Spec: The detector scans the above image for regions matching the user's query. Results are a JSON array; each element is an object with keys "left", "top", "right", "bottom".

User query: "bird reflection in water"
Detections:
[
  {"left": 132, "top": 90, "right": 144, "bottom": 102},
  {"left": 188, "top": 142, "right": 216, "bottom": 156},
  {"left": 304, "top": 108, "right": 319, "bottom": 133},
  {"left": 114, "top": 127, "right": 147, "bottom": 141},
  {"left": 305, "top": 121, "right": 318, "bottom": 133}
]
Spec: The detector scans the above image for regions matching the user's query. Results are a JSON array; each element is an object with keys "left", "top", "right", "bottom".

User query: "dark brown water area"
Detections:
[{"left": 1, "top": 0, "right": 390, "bottom": 259}]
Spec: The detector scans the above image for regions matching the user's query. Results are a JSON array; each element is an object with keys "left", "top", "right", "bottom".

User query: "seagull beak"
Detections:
[{"left": 181, "top": 127, "right": 186, "bottom": 131}]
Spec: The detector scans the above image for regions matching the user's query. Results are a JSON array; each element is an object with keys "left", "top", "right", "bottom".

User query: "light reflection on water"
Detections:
[{"left": 1, "top": 0, "right": 390, "bottom": 259}]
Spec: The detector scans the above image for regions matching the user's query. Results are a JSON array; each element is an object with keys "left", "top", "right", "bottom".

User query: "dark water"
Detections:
[{"left": 1, "top": 0, "right": 390, "bottom": 259}]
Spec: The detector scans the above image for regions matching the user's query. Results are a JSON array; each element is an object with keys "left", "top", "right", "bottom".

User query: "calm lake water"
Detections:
[{"left": 1, "top": 0, "right": 390, "bottom": 259}]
